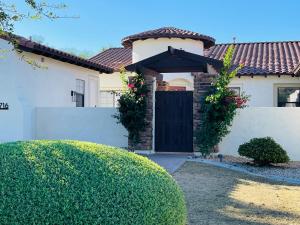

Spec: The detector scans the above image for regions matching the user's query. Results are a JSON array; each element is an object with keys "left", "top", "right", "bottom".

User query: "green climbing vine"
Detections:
[{"left": 196, "top": 45, "right": 249, "bottom": 157}]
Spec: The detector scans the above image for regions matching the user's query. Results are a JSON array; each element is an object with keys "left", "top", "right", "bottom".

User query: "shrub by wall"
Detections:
[
  {"left": 238, "top": 137, "right": 289, "bottom": 165},
  {"left": 0, "top": 140, "right": 186, "bottom": 225}
]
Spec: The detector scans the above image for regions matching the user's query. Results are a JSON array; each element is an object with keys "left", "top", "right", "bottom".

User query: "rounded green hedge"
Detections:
[
  {"left": 0, "top": 140, "right": 186, "bottom": 225},
  {"left": 238, "top": 137, "right": 289, "bottom": 165}
]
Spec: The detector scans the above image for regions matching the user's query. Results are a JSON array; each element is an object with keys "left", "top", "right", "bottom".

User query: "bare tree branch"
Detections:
[{"left": 0, "top": 1, "right": 76, "bottom": 68}]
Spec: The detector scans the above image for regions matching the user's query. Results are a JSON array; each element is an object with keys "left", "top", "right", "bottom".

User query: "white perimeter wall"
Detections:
[
  {"left": 220, "top": 108, "right": 300, "bottom": 160},
  {"left": 36, "top": 107, "right": 128, "bottom": 148}
]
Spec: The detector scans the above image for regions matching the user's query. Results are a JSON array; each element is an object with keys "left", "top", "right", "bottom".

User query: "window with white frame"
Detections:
[
  {"left": 228, "top": 87, "right": 241, "bottom": 96},
  {"left": 75, "top": 79, "right": 85, "bottom": 107},
  {"left": 277, "top": 87, "right": 300, "bottom": 107},
  {"left": 99, "top": 90, "right": 121, "bottom": 107}
]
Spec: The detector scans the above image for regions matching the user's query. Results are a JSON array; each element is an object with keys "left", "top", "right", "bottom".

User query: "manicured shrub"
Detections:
[
  {"left": 238, "top": 137, "right": 289, "bottom": 165},
  {"left": 0, "top": 140, "right": 186, "bottom": 225}
]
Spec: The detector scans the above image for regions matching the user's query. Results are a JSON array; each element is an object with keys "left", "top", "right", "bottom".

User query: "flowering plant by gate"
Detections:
[
  {"left": 196, "top": 45, "right": 249, "bottom": 157},
  {"left": 114, "top": 70, "right": 148, "bottom": 149}
]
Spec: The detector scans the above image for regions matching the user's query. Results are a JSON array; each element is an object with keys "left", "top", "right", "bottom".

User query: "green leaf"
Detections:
[{"left": 30, "top": 14, "right": 42, "bottom": 20}]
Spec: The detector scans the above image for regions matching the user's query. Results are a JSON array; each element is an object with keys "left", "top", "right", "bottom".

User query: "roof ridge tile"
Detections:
[{"left": 121, "top": 27, "right": 215, "bottom": 48}]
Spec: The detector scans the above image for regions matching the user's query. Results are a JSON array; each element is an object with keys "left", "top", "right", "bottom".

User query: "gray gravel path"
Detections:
[{"left": 190, "top": 158, "right": 300, "bottom": 185}]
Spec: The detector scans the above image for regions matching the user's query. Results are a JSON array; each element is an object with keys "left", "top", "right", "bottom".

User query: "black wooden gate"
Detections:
[{"left": 155, "top": 91, "right": 193, "bottom": 152}]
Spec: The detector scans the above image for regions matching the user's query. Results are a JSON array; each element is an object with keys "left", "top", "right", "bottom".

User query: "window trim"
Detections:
[
  {"left": 228, "top": 87, "right": 241, "bottom": 96},
  {"left": 228, "top": 85, "right": 243, "bottom": 96},
  {"left": 273, "top": 84, "right": 300, "bottom": 107}
]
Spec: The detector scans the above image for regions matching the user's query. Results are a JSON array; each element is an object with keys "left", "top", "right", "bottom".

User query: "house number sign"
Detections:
[{"left": 0, "top": 103, "right": 9, "bottom": 110}]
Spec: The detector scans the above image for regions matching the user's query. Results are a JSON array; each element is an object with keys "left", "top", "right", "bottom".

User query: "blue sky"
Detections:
[{"left": 13, "top": 0, "right": 300, "bottom": 56}]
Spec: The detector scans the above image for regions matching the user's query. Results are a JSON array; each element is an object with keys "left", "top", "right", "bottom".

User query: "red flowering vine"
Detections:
[{"left": 115, "top": 72, "right": 149, "bottom": 149}]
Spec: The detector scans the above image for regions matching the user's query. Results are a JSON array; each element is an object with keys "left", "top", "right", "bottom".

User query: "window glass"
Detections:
[
  {"left": 228, "top": 87, "right": 240, "bottom": 96},
  {"left": 76, "top": 79, "right": 85, "bottom": 94},
  {"left": 75, "top": 93, "right": 84, "bottom": 107},
  {"left": 75, "top": 79, "right": 85, "bottom": 107},
  {"left": 278, "top": 87, "right": 300, "bottom": 107}
]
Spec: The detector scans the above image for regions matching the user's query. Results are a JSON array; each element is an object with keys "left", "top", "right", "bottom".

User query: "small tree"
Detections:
[
  {"left": 0, "top": 1, "right": 72, "bottom": 66},
  {"left": 196, "top": 45, "right": 248, "bottom": 157},
  {"left": 114, "top": 70, "right": 148, "bottom": 150},
  {"left": 0, "top": 1, "right": 69, "bottom": 42}
]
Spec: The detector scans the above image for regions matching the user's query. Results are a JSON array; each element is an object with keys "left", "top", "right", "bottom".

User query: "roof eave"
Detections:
[
  {"left": 125, "top": 47, "right": 222, "bottom": 73},
  {"left": 237, "top": 73, "right": 297, "bottom": 77},
  {"left": 18, "top": 44, "right": 113, "bottom": 73},
  {"left": 1, "top": 34, "right": 113, "bottom": 73},
  {"left": 122, "top": 36, "right": 215, "bottom": 49}
]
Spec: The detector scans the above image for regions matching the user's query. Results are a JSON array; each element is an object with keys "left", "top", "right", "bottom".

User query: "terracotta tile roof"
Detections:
[
  {"left": 91, "top": 41, "right": 300, "bottom": 76},
  {"left": 205, "top": 41, "right": 300, "bottom": 76},
  {"left": 294, "top": 63, "right": 300, "bottom": 75},
  {"left": 1, "top": 34, "right": 113, "bottom": 73},
  {"left": 90, "top": 48, "right": 132, "bottom": 71},
  {"left": 122, "top": 27, "right": 215, "bottom": 49}
]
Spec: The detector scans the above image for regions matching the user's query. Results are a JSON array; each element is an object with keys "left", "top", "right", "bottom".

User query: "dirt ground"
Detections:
[{"left": 173, "top": 162, "right": 300, "bottom": 225}]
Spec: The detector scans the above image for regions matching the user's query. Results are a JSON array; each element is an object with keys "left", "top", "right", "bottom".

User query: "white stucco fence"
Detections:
[
  {"left": 35, "top": 108, "right": 128, "bottom": 148},
  {"left": 220, "top": 107, "right": 300, "bottom": 160},
  {"left": 3, "top": 105, "right": 300, "bottom": 160}
]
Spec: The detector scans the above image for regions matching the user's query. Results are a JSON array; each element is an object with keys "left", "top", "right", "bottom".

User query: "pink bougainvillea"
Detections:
[
  {"left": 235, "top": 96, "right": 247, "bottom": 108},
  {"left": 225, "top": 95, "right": 248, "bottom": 108},
  {"left": 128, "top": 83, "right": 135, "bottom": 89}
]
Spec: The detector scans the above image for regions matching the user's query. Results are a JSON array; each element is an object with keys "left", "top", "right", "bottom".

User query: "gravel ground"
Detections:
[
  {"left": 174, "top": 162, "right": 300, "bottom": 225},
  {"left": 208, "top": 155, "right": 300, "bottom": 180}
]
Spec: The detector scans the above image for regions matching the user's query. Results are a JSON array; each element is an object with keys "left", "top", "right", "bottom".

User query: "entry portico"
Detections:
[{"left": 125, "top": 46, "right": 222, "bottom": 153}]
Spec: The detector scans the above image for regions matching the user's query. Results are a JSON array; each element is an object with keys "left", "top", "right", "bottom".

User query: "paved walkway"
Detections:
[{"left": 146, "top": 154, "right": 189, "bottom": 173}]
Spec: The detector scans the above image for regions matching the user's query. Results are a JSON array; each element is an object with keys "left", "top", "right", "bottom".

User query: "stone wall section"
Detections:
[{"left": 129, "top": 69, "right": 158, "bottom": 151}]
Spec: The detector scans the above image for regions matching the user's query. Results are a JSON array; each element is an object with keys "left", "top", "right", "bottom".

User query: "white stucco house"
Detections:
[
  {"left": 90, "top": 27, "right": 300, "bottom": 160},
  {"left": 1, "top": 27, "right": 300, "bottom": 160},
  {"left": 0, "top": 35, "right": 127, "bottom": 146}
]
